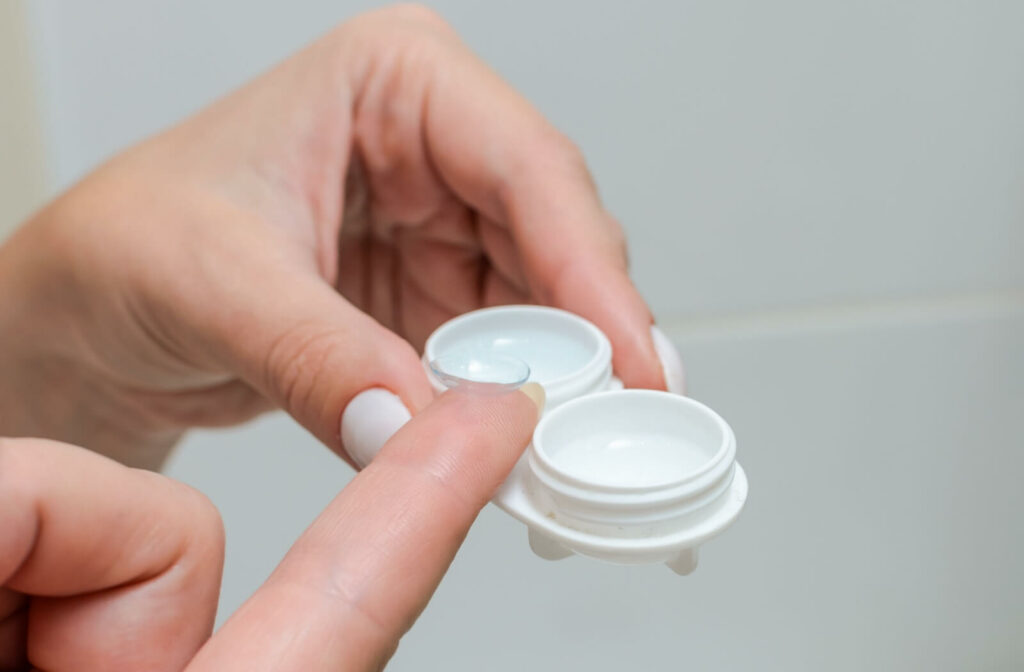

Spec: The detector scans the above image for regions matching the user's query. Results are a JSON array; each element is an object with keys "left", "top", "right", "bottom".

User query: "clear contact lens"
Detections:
[{"left": 429, "top": 348, "right": 531, "bottom": 395}]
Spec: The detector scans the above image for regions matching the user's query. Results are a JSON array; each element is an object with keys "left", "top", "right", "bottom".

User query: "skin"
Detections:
[
  {"left": 0, "top": 5, "right": 666, "bottom": 670},
  {"left": 0, "top": 386, "right": 544, "bottom": 671}
]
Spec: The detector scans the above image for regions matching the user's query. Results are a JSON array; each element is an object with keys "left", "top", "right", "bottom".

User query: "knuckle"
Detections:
[
  {"left": 440, "top": 393, "right": 527, "bottom": 453},
  {"left": 344, "top": 3, "right": 456, "bottom": 41},
  {"left": 391, "top": 396, "right": 530, "bottom": 509},
  {"left": 533, "top": 126, "right": 588, "bottom": 175},
  {"left": 553, "top": 133, "right": 588, "bottom": 170},
  {"left": 393, "top": 458, "right": 483, "bottom": 520},
  {"left": 384, "top": 3, "right": 450, "bottom": 29},
  {"left": 261, "top": 321, "right": 340, "bottom": 417},
  {"left": 503, "top": 125, "right": 593, "bottom": 199},
  {"left": 261, "top": 318, "right": 422, "bottom": 440}
]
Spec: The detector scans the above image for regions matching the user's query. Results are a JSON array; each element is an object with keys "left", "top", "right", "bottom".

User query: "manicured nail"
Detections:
[
  {"left": 518, "top": 382, "right": 546, "bottom": 415},
  {"left": 339, "top": 388, "right": 412, "bottom": 469},
  {"left": 651, "top": 325, "right": 686, "bottom": 395}
]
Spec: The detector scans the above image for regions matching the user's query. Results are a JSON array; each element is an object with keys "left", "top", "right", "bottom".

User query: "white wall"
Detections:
[
  {"left": 0, "top": 0, "right": 46, "bottom": 238},
  {"left": 23, "top": 1, "right": 1024, "bottom": 669}
]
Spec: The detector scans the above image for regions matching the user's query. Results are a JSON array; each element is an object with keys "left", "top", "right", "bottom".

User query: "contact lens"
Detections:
[{"left": 428, "top": 348, "right": 531, "bottom": 395}]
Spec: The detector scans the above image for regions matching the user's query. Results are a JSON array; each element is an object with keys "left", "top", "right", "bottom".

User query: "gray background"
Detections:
[{"left": 9, "top": 1, "right": 1024, "bottom": 669}]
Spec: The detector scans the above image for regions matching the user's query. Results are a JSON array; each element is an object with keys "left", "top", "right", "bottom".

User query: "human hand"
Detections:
[
  {"left": 0, "top": 5, "right": 682, "bottom": 467},
  {"left": 0, "top": 384, "right": 543, "bottom": 671}
]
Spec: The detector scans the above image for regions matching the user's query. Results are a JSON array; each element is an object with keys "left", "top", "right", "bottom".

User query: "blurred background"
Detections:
[{"left": 2, "top": 1, "right": 1022, "bottom": 669}]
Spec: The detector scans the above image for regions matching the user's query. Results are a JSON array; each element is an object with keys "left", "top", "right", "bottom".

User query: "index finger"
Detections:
[
  {"left": 187, "top": 384, "right": 545, "bottom": 672},
  {"left": 419, "top": 35, "right": 666, "bottom": 390}
]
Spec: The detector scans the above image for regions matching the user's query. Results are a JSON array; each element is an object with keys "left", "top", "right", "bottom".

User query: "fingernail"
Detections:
[
  {"left": 339, "top": 388, "right": 412, "bottom": 469},
  {"left": 651, "top": 325, "right": 686, "bottom": 395},
  {"left": 518, "top": 382, "right": 546, "bottom": 415}
]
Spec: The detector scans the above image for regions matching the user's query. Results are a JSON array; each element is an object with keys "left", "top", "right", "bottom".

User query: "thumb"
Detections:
[
  {"left": 220, "top": 273, "right": 434, "bottom": 462},
  {"left": 187, "top": 383, "right": 545, "bottom": 672}
]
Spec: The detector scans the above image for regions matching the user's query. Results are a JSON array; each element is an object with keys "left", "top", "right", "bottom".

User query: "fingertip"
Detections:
[
  {"left": 391, "top": 383, "right": 544, "bottom": 474},
  {"left": 373, "top": 338, "right": 436, "bottom": 414},
  {"left": 651, "top": 324, "right": 687, "bottom": 395},
  {"left": 603, "top": 310, "right": 665, "bottom": 391},
  {"left": 617, "top": 322, "right": 667, "bottom": 390}
]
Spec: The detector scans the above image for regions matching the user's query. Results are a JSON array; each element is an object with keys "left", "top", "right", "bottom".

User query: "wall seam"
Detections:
[{"left": 657, "top": 288, "right": 1024, "bottom": 343}]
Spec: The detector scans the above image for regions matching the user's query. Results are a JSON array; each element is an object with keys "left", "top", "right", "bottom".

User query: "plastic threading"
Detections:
[{"left": 526, "top": 390, "right": 739, "bottom": 538}]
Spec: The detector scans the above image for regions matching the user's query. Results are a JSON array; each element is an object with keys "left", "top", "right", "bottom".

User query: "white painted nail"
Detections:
[
  {"left": 339, "top": 388, "right": 412, "bottom": 469},
  {"left": 651, "top": 325, "right": 686, "bottom": 395}
]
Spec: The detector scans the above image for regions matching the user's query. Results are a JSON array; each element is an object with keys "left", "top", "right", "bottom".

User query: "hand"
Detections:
[
  {"left": 0, "top": 5, "right": 681, "bottom": 467},
  {"left": 0, "top": 384, "right": 544, "bottom": 671}
]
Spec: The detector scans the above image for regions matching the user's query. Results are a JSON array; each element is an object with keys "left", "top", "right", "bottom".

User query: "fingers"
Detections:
[
  {"left": 441, "top": 99, "right": 663, "bottom": 388},
  {"left": 187, "top": 383, "right": 544, "bottom": 672},
  {"left": 339, "top": 7, "right": 666, "bottom": 390},
  {"left": 425, "top": 35, "right": 662, "bottom": 389},
  {"left": 0, "top": 437, "right": 224, "bottom": 672},
  {"left": 210, "top": 264, "right": 435, "bottom": 464},
  {"left": 651, "top": 325, "right": 687, "bottom": 395}
]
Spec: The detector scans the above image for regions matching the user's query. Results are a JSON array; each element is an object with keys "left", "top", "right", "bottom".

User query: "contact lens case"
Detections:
[{"left": 423, "top": 306, "right": 747, "bottom": 575}]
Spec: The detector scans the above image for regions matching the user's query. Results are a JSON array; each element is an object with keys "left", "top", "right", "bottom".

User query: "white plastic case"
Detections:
[{"left": 423, "top": 305, "right": 748, "bottom": 575}]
